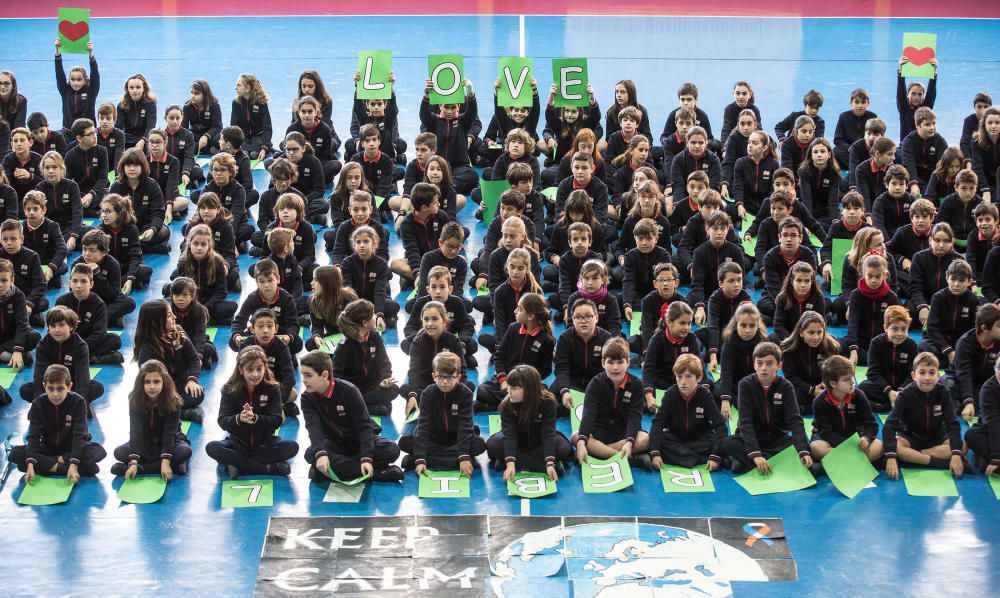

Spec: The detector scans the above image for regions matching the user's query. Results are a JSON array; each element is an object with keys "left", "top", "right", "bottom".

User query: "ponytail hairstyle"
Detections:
[
  {"left": 337, "top": 298, "right": 375, "bottom": 340},
  {"left": 612, "top": 134, "right": 650, "bottom": 168},
  {"left": 779, "top": 310, "right": 840, "bottom": 356},
  {"left": 501, "top": 364, "right": 556, "bottom": 426},
  {"left": 238, "top": 73, "right": 269, "bottom": 105},
  {"left": 776, "top": 261, "right": 822, "bottom": 309},
  {"left": 99, "top": 193, "right": 137, "bottom": 226},
  {"left": 311, "top": 265, "right": 355, "bottom": 326},
  {"left": 847, "top": 227, "right": 885, "bottom": 271},
  {"left": 284, "top": 131, "right": 314, "bottom": 156},
  {"left": 224, "top": 345, "right": 277, "bottom": 396},
  {"left": 189, "top": 79, "right": 217, "bottom": 110},
  {"left": 656, "top": 300, "right": 694, "bottom": 333},
  {"left": 748, "top": 130, "right": 778, "bottom": 161},
  {"left": 517, "top": 292, "right": 552, "bottom": 336},
  {"left": 506, "top": 247, "right": 542, "bottom": 294},
  {"left": 721, "top": 302, "right": 767, "bottom": 343},
  {"left": 128, "top": 359, "right": 182, "bottom": 416}
]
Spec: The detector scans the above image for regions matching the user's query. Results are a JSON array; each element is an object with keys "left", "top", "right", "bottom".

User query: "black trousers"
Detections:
[
  {"left": 721, "top": 434, "right": 794, "bottom": 470},
  {"left": 9, "top": 443, "right": 106, "bottom": 476},
  {"left": 206, "top": 436, "right": 299, "bottom": 474},
  {"left": 652, "top": 431, "right": 716, "bottom": 469},
  {"left": 113, "top": 439, "right": 193, "bottom": 473},
  {"left": 304, "top": 436, "right": 400, "bottom": 481},
  {"left": 485, "top": 431, "right": 572, "bottom": 471},
  {"left": 398, "top": 433, "right": 487, "bottom": 471}
]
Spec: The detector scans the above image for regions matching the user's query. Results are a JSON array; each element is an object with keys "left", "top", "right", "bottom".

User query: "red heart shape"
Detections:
[
  {"left": 903, "top": 45, "right": 935, "bottom": 67},
  {"left": 59, "top": 20, "right": 89, "bottom": 42}
]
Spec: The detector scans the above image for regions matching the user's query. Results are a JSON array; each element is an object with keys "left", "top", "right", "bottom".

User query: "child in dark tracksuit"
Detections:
[
  {"left": 722, "top": 342, "right": 812, "bottom": 473},
  {"left": 859, "top": 306, "right": 918, "bottom": 411},
  {"left": 9, "top": 365, "right": 106, "bottom": 479},
  {"left": 845, "top": 254, "right": 900, "bottom": 365},
  {"left": 399, "top": 352, "right": 486, "bottom": 472},
  {"left": 331, "top": 299, "right": 400, "bottom": 416},
  {"left": 577, "top": 338, "right": 649, "bottom": 461},
  {"left": 808, "top": 355, "right": 883, "bottom": 464},
  {"left": 19, "top": 307, "right": 103, "bottom": 408},
  {"left": 919, "top": 261, "right": 981, "bottom": 364},
  {"left": 487, "top": 364, "right": 572, "bottom": 476},
  {"left": 237, "top": 309, "right": 297, "bottom": 414},
  {"left": 300, "top": 350, "right": 403, "bottom": 483},
  {"left": 552, "top": 298, "right": 612, "bottom": 410},
  {"left": 339, "top": 225, "right": 399, "bottom": 327},
  {"left": 206, "top": 346, "right": 298, "bottom": 478},
  {"left": 229, "top": 259, "right": 301, "bottom": 354},
  {"left": 642, "top": 302, "right": 703, "bottom": 410},
  {"left": 110, "top": 360, "right": 192, "bottom": 478},
  {"left": 72, "top": 230, "right": 136, "bottom": 326},
  {"left": 883, "top": 352, "right": 966, "bottom": 481},
  {"left": 56, "top": 263, "right": 122, "bottom": 363},
  {"left": 965, "top": 368, "right": 1000, "bottom": 474},
  {"left": 418, "top": 80, "right": 479, "bottom": 195},
  {"left": 649, "top": 354, "right": 727, "bottom": 470},
  {"left": 401, "top": 301, "right": 470, "bottom": 414},
  {"left": 134, "top": 300, "right": 204, "bottom": 422}
]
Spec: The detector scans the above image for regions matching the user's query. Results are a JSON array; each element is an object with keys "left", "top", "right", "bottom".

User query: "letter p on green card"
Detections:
[
  {"left": 428, "top": 54, "right": 464, "bottom": 104},
  {"left": 498, "top": 57, "right": 533, "bottom": 107},
  {"left": 552, "top": 58, "right": 589, "bottom": 107},
  {"left": 357, "top": 51, "right": 392, "bottom": 100}
]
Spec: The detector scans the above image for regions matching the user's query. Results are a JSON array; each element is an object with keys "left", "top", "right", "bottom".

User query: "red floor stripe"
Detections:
[{"left": 11, "top": 0, "right": 1000, "bottom": 19}]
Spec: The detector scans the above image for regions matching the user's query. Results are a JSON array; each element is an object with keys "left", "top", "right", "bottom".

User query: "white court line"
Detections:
[
  {"left": 521, "top": 497, "right": 530, "bottom": 516},
  {"left": 519, "top": 15, "right": 526, "bottom": 57}
]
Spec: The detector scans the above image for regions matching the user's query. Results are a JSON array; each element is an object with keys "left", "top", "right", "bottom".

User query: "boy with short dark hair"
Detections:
[
  {"left": 9, "top": 364, "right": 106, "bottom": 482},
  {"left": 964, "top": 352, "right": 1000, "bottom": 475},
  {"left": 0, "top": 257, "right": 39, "bottom": 380},
  {"left": 661, "top": 83, "right": 716, "bottom": 150},
  {"left": 71, "top": 229, "right": 135, "bottom": 326},
  {"left": 64, "top": 118, "right": 109, "bottom": 213},
  {"left": 722, "top": 342, "right": 812, "bottom": 473},
  {"left": 860, "top": 305, "right": 918, "bottom": 411},
  {"left": 56, "top": 262, "right": 122, "bottom": 364},
  {"left": 703, "top": 261, "right": 751, "bottom": 372},
  {"left": 21, "top": 191, "right": 68, "bottom": 288},
  {"left": 949, "top": 303, "right": 1000, "bottom": 421},
  {"left": 19, "top": 306, "right": 103, "bottom": 410},
  {"left": 960, "top": 92, "right": 992, "bottom": 157},
  {"left": 554, "top": 151, "right": 610, "bottom": 228},
  {"left": 901, "top": 106, "right": 948, "bottom": 195},
  {"left": 847, "top": 117, "right": 887, "bottom": 188},
  {"left": 820, "top": 191, "right": 866, "bottom": 283},
  {"left": 393, "top": 182, "right": 449, "bottom": 285},
  {"left": 350, "top": 123, "right": 395, "bottom": 201},
  {"left": 96, "top": 102, "right": 125, "bottom": 170},
  {"left": 622, "top": 218, "right": 671, "bottom": 323},
  {"left": 28, "top": 112, "right": 68, "bottom": 157},
  {"left": 327, "top": 190, "right": 390, "bottom": 262},
  {"left": 415, "top": 221, "right": 468, "bottom": 303},
  {"left": 637, "top": 262, "right": 689, "bottom": 353},
  {"left": 809, "top": 355, "right": 883, "bottom": 463},
  {"left": 937, "top": 169, "right": 983, "bottom": 241},
  {"left": 689, "top": 210, "right": 744, "bottom": 323},
  {"left": 833, "top": 88, "right": 877, "bottom": 168},
  {"left": 419, "top": 78, "right": 479, "bottom": 195},
  {"left": 300, "top": 350, "right": 404, "bottom": 483},
  {"left": 884, "top": 352, "right": 965, "bottom": 481},
  {"left": 872, "top": 164, "right": 914, "bottom": 239},
  {"left": 237, "top": 308, "right": 297, "bottom": 413},
  {"left": 760, "top": 217, "right": 817, "bottom": 319},
  {"left": 774, "top": 89, "right": 826, "bottom": 141},
  {"left": 886, "top": 198, "right": 934, "bottom": 280},
  {"left": 350, "top": 86, "right": 403, "bottom": 162},
  {"left": 230, "top": 259, "right": 301, "bottom": 354},
  {"left": 402, "top": 132, "right": 437, "bottom": 198},
  {"left": 921, "top": 259, "right": 980, "bottom": 366},
  {"left": 967, "top": 202, "right": 999, "bottom": 283}
]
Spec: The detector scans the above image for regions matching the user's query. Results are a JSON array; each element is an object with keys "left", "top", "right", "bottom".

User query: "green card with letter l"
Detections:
[
  {"left": 551, "top": 58, "right": 589, "bottom": 108},
  {"left": 427, "top": 54, "right": 464, "bottom": 104},
  {"left": 356, "top": 50, "right": 392, "bottom": 100},
  {"left": 497, "top": 57, "right": 533, "bottom": 107},
  {"left": 569, "top": 389, "right": 586, "bottom": 433},
  {"left": 57, "top": 8, "right": 91, "bottom": 55}
]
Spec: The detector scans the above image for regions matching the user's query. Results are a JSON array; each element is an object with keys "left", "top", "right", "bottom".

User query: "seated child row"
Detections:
[{"left": 9, "top": 337, "right": 996, "bottom": 486}]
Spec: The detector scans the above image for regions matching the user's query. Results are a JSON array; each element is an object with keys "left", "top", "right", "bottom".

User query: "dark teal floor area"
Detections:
[{"left": 0, "top": 14, "right": 998, "bottom": 598}]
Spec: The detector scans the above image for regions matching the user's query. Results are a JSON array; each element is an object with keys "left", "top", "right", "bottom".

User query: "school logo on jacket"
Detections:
[
  {"left": 773, "top": 393, "right": 783, "bottom": 404},
  {"left": 91, "top": 157, "right": 99, "bottom": 167},
  {"left": 303, "top": 168, "right": 311, "bottom": 177},
  {"left": 64, "top": 414, "right": 72, "bottom": 427},
  {"left": 140, "top": 109, "right": 146, "bottom": 118},
  {"left": 451, "top": 403, "right": 459, "bottom": 415},
  {"left": 763, "top": 171, "right": 772, "bottom": 179},
  {"left": 336, "top": 404, "right": 345, "bottom": 415},
  {"left": 141, "top": 195, "right": 150, "bottom": 207},
  {"left": 623, "top": 390, "right": 632, "bottom": 403},
  {"left": 368, "top": 271, "right": 377, "bottom": 281},
  {"left": 805, "top": 302, "right": 815, "bottom": 310},
  {"left": 695, "top": 406, "right": 704, "bottom": 418},
  {"left": 933, "top": 404, "right": 942, "bottom": 415},
  {"left": 260, "top": 394, "right": 269, "bottom": 406},
  {"left": 846, "top": 403, "right": 856, "bottom": 414},
  {"left": 81, "top": 93, "right": 88, "bottom": 101},
  {"left": 63, "top": 355, "right": 74, "bottom": 365},
  {"left": 531, "top": 340, "right": 542, "bottom": 352},
  {"left": 680, "top": 347, "right": 690, "bottom": 353},
  {"left": 253, "top": 105, "right": 260, "bottom": 113}
]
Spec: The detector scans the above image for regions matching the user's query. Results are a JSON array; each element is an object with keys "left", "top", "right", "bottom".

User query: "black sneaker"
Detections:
[
  {"left": 237, "top": 241, "right": 249, "bottom": 254},
  {"left": 373, "top": 465, "right": 404, "bottom": 483},
  {"left": 174, "top": 462, "right": 187, "bottom": 476},
  {"left": 181, "top": 407, "right": 204, "bottom": 424},
  {"left": 466, "top": 354, "right": 478, "bottom": 369},
  {"left": 283, "top": 402, "right": 300, "bottom": 418},
  {"left": 308, "top": 466, "right": 327, "bottom": 483},
  {"left": 298, "top": 314, "right": 311, "bottom": 327},
  {"left": 110, "top": 462, "right": 127, "bottom": 476},
  {"left": 227, "top": 465, "right": 240, "bottom": 479},
  {"left": 269, "top": 462, "right": 291, "bottom": 476},
  {"left": 248, "top": 246, "right": 263, "bottom": 258},
  {"left": 94, "top": 351, "right": 124, "bottom": 365},
  {"left": 628, "top": 454, "right": 652, "bottom": 471},
  {"left": 474, "top": 206, "right": 485, "bottom": 221},
  {"left": 368, "top": 403, "right": 390, "bottom": 416}
]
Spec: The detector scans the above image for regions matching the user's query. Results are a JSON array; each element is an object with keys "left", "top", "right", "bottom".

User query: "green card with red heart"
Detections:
[
  {"left": 901, "top": 32, "right": 937, "bottom": 79},
  {"left": 58, "top": 7, "right": 91, "bottom": 55}
]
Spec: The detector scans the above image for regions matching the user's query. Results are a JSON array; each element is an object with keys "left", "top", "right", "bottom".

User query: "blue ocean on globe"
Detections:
[{"left": 489, "top": 522, "right": 766, "bottom": 597}]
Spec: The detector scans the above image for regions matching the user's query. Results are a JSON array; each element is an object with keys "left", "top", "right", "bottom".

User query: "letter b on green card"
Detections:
[
  {"left": 498, "top": 58, "right": 533, "bottom": 107},
  {"left": 552, "top": 58, "right": 589, "bottom": 107},
  {"left": 357, "top": 51, "right": 392, "bottom": 100},
  {"left": 428, "top": 54, "right": 464, "bottom": 104}
]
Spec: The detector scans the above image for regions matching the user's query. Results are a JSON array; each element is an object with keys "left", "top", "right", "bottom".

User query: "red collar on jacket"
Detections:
[{"left": 519, "top": 324, "right": 542, "bottom": 337}]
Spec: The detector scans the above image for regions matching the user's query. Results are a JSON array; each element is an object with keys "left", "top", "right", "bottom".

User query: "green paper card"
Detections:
[
  {"left": 582, "top": 452, "right": 633, "bottom": 493},
  {"left": 741, "top": 213, "right": 755, "bottom": 232},
  {"left": 802, "top": 416, "right": 814, "bottom": 433},
  {"left": 901, "top": 33, "right": 938, "bottom": 79},
  {"left": 479, "top": 179, "right": 511, "bottom": 224},
  {"left": 734, "top": 445, "right": 816, "bottom": 496},
  {"left": 405, "top": 409, "right": 420, "bottom": 424},
  {"left": 89, "top": 367, "right": 100, "bottom": 378},
  {"left": 742, "top": 235, "right": 756, "bottom": 256},
  {"left": 830, "top": 238, "right": 853, "bottom": 296},
  {"left": 110, "top": 330, "right": 123, "bottom": 336},
  {"left": 477, "top": 285, "right": 490, "bottom": 297},
  {"left": 569, "top": 389, "right": 586, "bottom": 433},
  {"left": 117, "top": 476, "right": 167, "bottom": 504},
  {"left": 220, "top": 479, "right": 274, "bottom": 508},
  {"left": 854, "top": 365, "right": 869, "bottom": 383},
  {"left": 0, "top": 368, "right": 17, "bottom": 389},
  {"left": 659, "top": 464, "right": 715, "bottom": 493},
  {"left": 375, "top": 195, "right": 387, "bottom": 209},
  {"left": 654, "top": 389, "right": 665, "bottom": 408},
  {"left": 370, "top": 416, "right": 381, "bottom": 426},
  {"left": 356, "top": 50, "right": 392, "bottom": 100},
  {"left": 57, "top": 7, "right": 91, "bottom": 55},
  {"left": 195, "top": 156, "right": 211, "bottom": 168},
  {"left": 878, "top": 413, "right": 888, "bottom": 425},
  {"left": 107, "top": 170, "right": 116, "bottom": 184},
  {"left": 205, "top": 327, "right": 219, "bottom": 342},
  {"left": 327, "top": 467, "right": 370, "bottom": 487},
  {"left": 822, "top": 433, "right": 879, "bottom": 499},
  {"left": 989, "top": 475, "right": 1000, "bottom": 500},
  {"left": 497, "top": 57, "right": 534, "bottom": 107},
  {"left": 418, "top": 470, "right": 470, "bottom": 498},
  {"left": 250, "top": 159, "right": 264, "bottom": 171},
  {"left": 180, "top": 420, "right": 192, "bottom": 435},
  {"left": 428, "top": 54, "right": 464, "bottom": 104},
  {"left": 808, "top": 232, "right": 822, "bottom": 248},
  {"left": 323, "top": 480, "right": 366, "bottom": 503},
  {"left": 729, "top": 406, "right": 740, "bottom": 435},
  {"left": 408, "top": 288, "right": 419, "bottom": 301},
  {"left": 177, "top": 183, "right": 187, "bottom": 196},
  {"left": 629, "top": 313, "right": 642, "bottom": 337},
  {"left": 82, "top": 218, "right": 98, "bottom": 227},
  {"left": 901, "top": 468, "right": 958, "bottom": 497},
  {"left": 541, "top": 187, "right": 557, "bottom": 201},
  {"left": 977, "top": 286, "right": 984, "bottom": 298},
  {"left": 320, "top": 333, "right": 344, "bottom": 354},
  {"left": 507, "top": 472, "right": 557, "bottom": 498},
  {"left": 551, "top": 58, "right": 589, "bottom": 108},
  {"left": 18, "top": 475, "right": 74, "bottom": 505},
  {"left": 488, "top": 414, "right": 501, "bottom": 436}
]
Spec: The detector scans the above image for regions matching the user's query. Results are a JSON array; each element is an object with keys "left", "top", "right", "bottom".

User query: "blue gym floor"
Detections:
[{"left": 0, "top": 14, "right": 999, "bottom": 597}]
